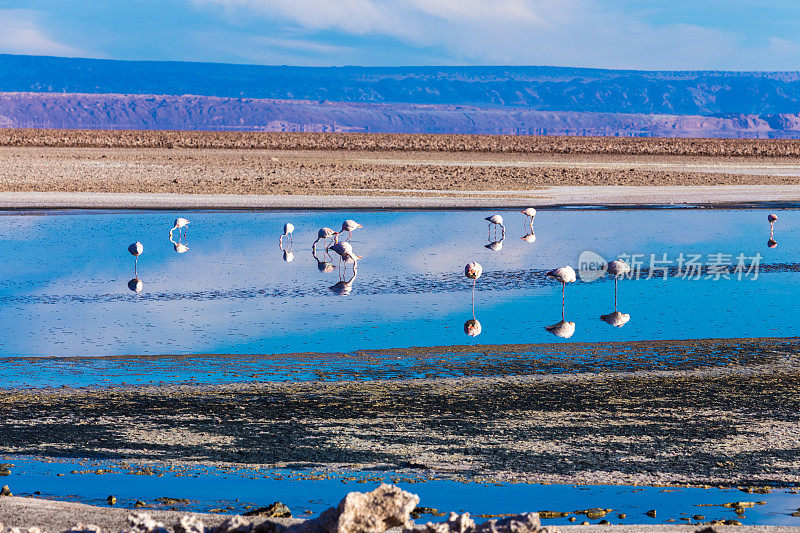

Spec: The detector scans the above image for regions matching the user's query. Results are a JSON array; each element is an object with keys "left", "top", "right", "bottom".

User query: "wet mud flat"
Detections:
[
  {"left": 2, "top": 361, "right": 800, "bottom": 488},
  {"left": 2, "top": 337, "right": 799, "bottom": 388}
]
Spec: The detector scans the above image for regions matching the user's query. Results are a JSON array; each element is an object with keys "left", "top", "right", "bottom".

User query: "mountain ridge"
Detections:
[{"left": 4, "top": 54, "right": 800, "bottom": 116}]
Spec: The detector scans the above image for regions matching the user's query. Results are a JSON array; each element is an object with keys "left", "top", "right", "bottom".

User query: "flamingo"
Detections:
[
  {"left": 521, "top": 232, "right": 536, "bottom": 243},
  {"left": 464, "top": 262, "right": 483, "bottom": 337},
  {"left": 485, "top": 214, "right": 504, "bottom": 239},
  {"left": 521, "top": 208, "right": 536, "bottom": 227},
  {"left": 313, "top": 227, "right": 336, "bottom": 251},
  {"left": 128, "top": 242, "right": 143, "bottom": 276},
  {"left": 606, "top": 259, "right": 631, "bottom": 312},
  {"left": 768, "top": 214, "right": 778, "bottom": 247},
  {"left": 547, "top": 266, "right": 576, "bottom": 320},
  {"left": 280, "top": 223, "right": 295, "bottom": 246},
  {"left": 170, "top": 218, "right": 189, "bottom": 237},
  {"left": 339, "top": 220, "right": 363, "bottom": 241}
]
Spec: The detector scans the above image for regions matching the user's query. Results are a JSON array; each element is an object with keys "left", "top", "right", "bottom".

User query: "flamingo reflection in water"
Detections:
[
  {"left": 312, "top": 246, "right": 336, "bottom": 273},
  {"left": 330, "top": 268, "right": 357, "bottom": 296},
  {"left": 545, "top": 265, "right": 576, "bottom": 338},
  {"left": 169, "top": 232, "right": 189, "bottom": 254},
  {"left": 278, "top": 236, "right": 294, "bottom": 263},
  {"left": 768, "top": 213, "right": 778, "bottom": 248},
  {"left": 521, "top": 231, "right": 536, "bottom": 243},
  {"left": 170, "top": 218, "right": 189, "bottom": 238},
  {"left": 464, "top": 262, "right": 482, "bottom": 337},
  {"left": 485, "top": 234, "right": 505, "bottom": 251}
]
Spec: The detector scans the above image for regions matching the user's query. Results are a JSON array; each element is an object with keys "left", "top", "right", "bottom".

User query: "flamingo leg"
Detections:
[
  {"left": 561, "top": 283, "right": 565, "bottom": 321},
  {"left": 134, "top": 256, "right": 138, "bottom": 278},
  {"left": 614, "top": 278, "right": 618, "bottom": 312}
]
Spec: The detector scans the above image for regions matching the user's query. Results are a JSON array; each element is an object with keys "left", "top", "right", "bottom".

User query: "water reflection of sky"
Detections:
[{"left": 0, "top": 209, "right": 796, "bottom": 357}]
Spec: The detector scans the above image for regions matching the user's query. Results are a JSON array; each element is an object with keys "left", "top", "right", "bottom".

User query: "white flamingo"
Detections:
[
  {"left": 280, "top": 223, "right": 295, "bottom": 246},
  {"left": 170, "top": 218, "right": 189, "bottom": 237},
  {"left": 464, "top": 262, "right": 483, "bottom": 337},
  {"left": 128, "top": 242, "right": 143, "bottom": 276},
  {"left": 485, "top": 214, "right": 504, "bottom": 239},
  {"left": 521, "top": 232, "right": 536, "bottom": 243},
  {"left": 339, "top": 220, "right": 363, "bottom": 241},
  {"left": 547, "top": 266, "right": 576, "bottom": 320},
  {"left": 313, "top": 227, "right": 336, "bottom": 250},
  {"left": 521, "top": 208, "right": 536, "bottom": 227},
  {"left": 768, "top": 214, "right": 778, "bottom": 246},
  {"left": 606, "top": 259, "right": 631, "bottom": 311},
  {"left": 312, "top": 247, "right": 336, "bottom": 273}
]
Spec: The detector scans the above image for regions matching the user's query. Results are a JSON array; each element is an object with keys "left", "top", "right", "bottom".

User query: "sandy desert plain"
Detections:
[{"left": 1, "top": 130, "right": 800, "bottom": 532}]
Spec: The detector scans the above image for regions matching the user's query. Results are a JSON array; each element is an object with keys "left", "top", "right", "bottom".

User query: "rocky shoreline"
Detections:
[{"left": 2, "top": 361, "right": 799, "bottom": 487}]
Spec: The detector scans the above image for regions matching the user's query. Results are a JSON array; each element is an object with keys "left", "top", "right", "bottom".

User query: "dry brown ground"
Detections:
[
  {"left": 5, "top": 129, "right": 800, "bottom": 157},
  {"left": 2, "top": 144, "right": 800, "bottom": 196}
]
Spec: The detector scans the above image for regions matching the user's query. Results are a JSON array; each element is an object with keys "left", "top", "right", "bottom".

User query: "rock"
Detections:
[
  {"left": 107, "top": 496, "right": 117, "bottom": 505},
  {"left": 67, "top": 524, "right": 102, "bottom": 533},
  {"left": 693, "top": 515, "right": 705, "bottom": 521},
  {"left": 175, "top": 515, "right": 205, "bottom": 533},
  {"left": 694, "top": 528, "right": 720, "bottom": 533},
  {"left": 645, "top": 509, "right": 656, "bottom": 518},
  {"left": 598, "top": 520, "right": 610, "bottom": 525},
  {"left": 156, "top": 498, "right": 193, "bottom": 505},
  {"left": 721, "top": 501, "right": 755, "bottom": 509},
  {"left": 575, "top": 509, "right": 611, "bottom": 520},
  {"left": 134, "top": 502, "right": 146, "bottom": 509},
  {"left": 580, "top": 521, "right": 589, "bottom": 526},
  {"left": 616, "top": 514, "right": 626, "bottom": 519},
  {"left": 215, "top": 515, "right": 253, "bottom": 533},
  {"left": 0, "top": 485, "right": 12, "bottom": 496},
  {"left": 724, "top": 520, "right": 742, "bottom": 526},
  {"left": 537, "top": 512, "right": 569, "bottom": 519},
  {"left": 567, "top": 517, "right": 576, "bottom": 523},
  {"left": 0, "top": 467, "right": 11, "bottom": 476},
  {"left": 126, "top": 512, "right": 169, "bottom": 533},
  {"left": 243, "top": 502, "right": 291, "bottom": 518},
  {"left": 409, "top": 512, "right": 549, "bottom": 533},
  {"left": 289, "top": 483, "right": 418, "bottom": 533}
]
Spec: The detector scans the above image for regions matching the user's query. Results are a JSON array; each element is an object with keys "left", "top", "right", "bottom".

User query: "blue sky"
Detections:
[{"left": 1, "top": 1, "right": 800, "bottom": 69}]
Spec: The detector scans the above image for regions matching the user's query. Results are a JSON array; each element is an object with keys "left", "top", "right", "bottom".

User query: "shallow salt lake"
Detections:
[
  {"left": 3, "top": 456, "right": 800, "bottom": 526},
  {"left": 0, "top": 208, "right": 795, "bottom": 360}
]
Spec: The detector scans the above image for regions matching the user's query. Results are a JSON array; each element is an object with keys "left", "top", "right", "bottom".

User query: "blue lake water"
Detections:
[
  {"left": 0, "top": 208, "right": 796, "bottom": 359},
  {"left": 3, "top": 456, "right": 800, "bottom": 526}
]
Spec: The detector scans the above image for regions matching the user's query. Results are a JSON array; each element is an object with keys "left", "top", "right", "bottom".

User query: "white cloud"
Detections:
[
  {"left": 188, "top": 0, "right": 800, "bottom": 69},
  {"left": 0, "top": 9, "right": 87, "bottom": 57}
]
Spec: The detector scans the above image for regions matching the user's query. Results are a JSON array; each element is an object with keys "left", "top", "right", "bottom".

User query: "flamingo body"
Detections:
[
  {"left": 521, "top": 232, "right": 536, "bottom": 243},
  {"left": 768, "top": 214, "right": 778, "bottom": 223},
  {"left": 547, "top": 266, "right": 577, "bottom": 284},
  {"left": 607, "top": 259, "right": 631, "bottom": 277},
  {"left": 329, "top": 241, "right": 353, "bottom": 257},
  {"left": 464, "top": 262, "right": 483, "bottom": 280},
  {"left": 128, "top": 242, "right": 143, "bottom": 257}
]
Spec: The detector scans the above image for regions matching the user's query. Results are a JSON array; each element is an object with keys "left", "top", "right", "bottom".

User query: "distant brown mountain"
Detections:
[{"left": 2, "top": 91, "right": 800, "bottom": 138}]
